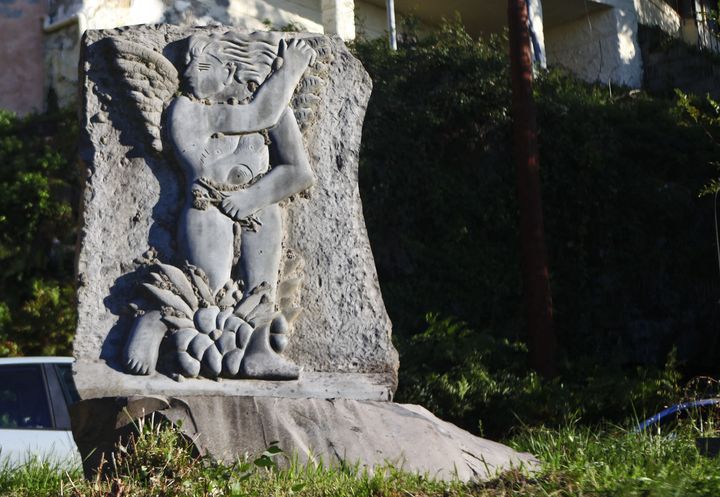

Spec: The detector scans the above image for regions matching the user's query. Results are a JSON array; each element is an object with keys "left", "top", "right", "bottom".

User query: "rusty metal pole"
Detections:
[{"left": 508, "top": 0, "right": 557, "bottom": 377}]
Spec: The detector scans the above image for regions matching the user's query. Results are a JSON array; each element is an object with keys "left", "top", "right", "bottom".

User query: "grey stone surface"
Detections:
[
  {"left": 71, "top": 396, "right": 538, "bottom": 482},
  {"left": 75, "top": 24, "right": 398, "bottom": 398},
  {"left": 73, "top": 364, "right": 394, "bottom": 401},
  {"left": 118, "top": 32, "right": 320, "bottom": 381}
]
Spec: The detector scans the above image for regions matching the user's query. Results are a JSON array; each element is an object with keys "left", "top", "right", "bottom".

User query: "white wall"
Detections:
[
  {"left": 84, "top": 0, "right": 165, "bottom": 29},
  {"left": 321, "top": 0, "right": 354, "bottom": 39},
  {"left": 634, "top": 0, "right": 681, "bottom": 34},
  {"left": 354, "top": 0, "right": 386, "bottom": 40},
  {"left": 231, "top": 0, "right": 322, "bottom": 31},
  {"left": 544, "top": 0, "right": 683, "bottom": 88},
  {"left": 545, "top": 4, "right": 643, "bottom": 88},
  {"left": 45, "top": 24, "right": 81, "bottom": 110},
  {"left": 44, "top": 0, "right": 328, "bottom": 108},
  {"left": 528, "top": 0, "right": 547, "bottom": 67}
]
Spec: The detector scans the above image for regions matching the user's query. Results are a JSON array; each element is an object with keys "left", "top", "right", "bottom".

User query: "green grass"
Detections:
[
  {"left": 0, "top": 457, "right": 81, "bottom": 496},
  {"left": 511, "top": 421, "right": 720, "bottom": 496},
  {"left": 1, "top": 420, "right": 720, "bottom": 496}
]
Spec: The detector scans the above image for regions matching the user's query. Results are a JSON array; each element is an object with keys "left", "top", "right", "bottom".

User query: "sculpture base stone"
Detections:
[
  {"left": 70, "top": 395, "right": 537, "bottom": 482},
  {"left": 73, "top": 361, "right": 394, "bottom": 401}
]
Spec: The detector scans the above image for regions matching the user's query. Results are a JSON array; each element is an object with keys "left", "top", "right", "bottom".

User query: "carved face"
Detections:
[
  {"left": 184, "top": 55, "right": 259, "bottom": 102},
  {"left": 183, "top": 55, "right": 230, "bottom": 100}
]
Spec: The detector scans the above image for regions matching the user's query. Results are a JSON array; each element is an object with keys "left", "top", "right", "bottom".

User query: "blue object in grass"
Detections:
[{"left": 635, "top": 399, "right": 720, "bottom": 432}]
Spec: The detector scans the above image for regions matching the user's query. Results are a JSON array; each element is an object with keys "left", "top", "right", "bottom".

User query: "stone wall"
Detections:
[
  {"left": 634, "top": 0, "right": 681, "bottom": 34},
  {"left": 0, "top": 0, "right": 47, "bottom": 114},
  {"left": 545, "top": 5, "right": 643, "bottom": 88},
  {"left": 544, "top": 0, "right": 683, "bottom": 89},
  {"left": 640, "top": 24, "right": 720, "bottom": 98}
]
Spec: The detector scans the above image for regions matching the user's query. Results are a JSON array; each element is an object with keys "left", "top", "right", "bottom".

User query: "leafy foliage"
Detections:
[
  {"left": 675, "top": 90, "right": 720, "bottom": 197},
  {"left": 0, "top": 109, "right": 79, "bottom": 356},
  {"left": 534, "top": 72, "right": 720, "bottom": 366},
  {"left": 354, "top": 22, "right": 720, "bottom": 435},
  {"left": 354, "top": 23, "right": 516, "bottom": 338},
  {"left": 401, "top": 314, "right": 682, "bottom": 437}
]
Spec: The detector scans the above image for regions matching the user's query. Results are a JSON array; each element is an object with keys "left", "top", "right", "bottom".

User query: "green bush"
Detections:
[
  {"left": 0, "top": 109, "right": 78, "bottom": 356},
  {"left": 354, "top": 24, "right": 517, "bottom": 338},
  {"left": 353, "top": 22, "right": 720, "bottom": 435},
  {"left": 535, "top": 72, "right": 719, "bottom": 365},
  {"left": 401, "top": 314, "right": 682, "bottom": 437}
]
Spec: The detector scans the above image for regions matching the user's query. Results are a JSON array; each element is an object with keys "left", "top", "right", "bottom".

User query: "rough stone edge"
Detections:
[
  {"left": 70, "top": 395, "right": 539, "bottom": 482},
  {"left": 73, "top": 361, "right": 394, "bottom": 401}
]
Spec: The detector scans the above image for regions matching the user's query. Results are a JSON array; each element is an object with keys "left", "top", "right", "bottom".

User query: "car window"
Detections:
[
  {"left": 0, "top": 365, "right": 52, "bottom": 429},
  {"left": 54, "top": 364, "right": 79, "bottom": 406}
]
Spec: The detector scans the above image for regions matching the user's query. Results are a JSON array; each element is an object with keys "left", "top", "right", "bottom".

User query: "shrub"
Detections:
[
  {"left": 400, "top": 314, "right": 682, "bottom": 437},
  {"left": 354, "top": 21, "right": 720, "bottom": 435},
  {"left": 0, "top": 109, "right": 79, "bottom": 356}
]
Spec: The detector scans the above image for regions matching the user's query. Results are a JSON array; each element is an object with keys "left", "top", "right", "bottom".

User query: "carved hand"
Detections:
[
  {"left": 277, "top": 38, "right": 317, "bottom": 75},
  {"left": 220, "top": 190, "right": 255, "bottom": 222}
]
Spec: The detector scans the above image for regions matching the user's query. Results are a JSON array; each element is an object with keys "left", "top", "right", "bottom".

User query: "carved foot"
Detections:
[
  {"left": 123, "top": 310, "right": 167, "bottom": 375},
  {"left": 238, "top": 322, "right": 300, "bottom": 380},
  {"left": 239, "top": 350, "right": 300, "bottom": 380}
]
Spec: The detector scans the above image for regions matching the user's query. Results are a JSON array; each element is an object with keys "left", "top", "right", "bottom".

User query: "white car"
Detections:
[{"left": 0, "top": 357, "right": 80, "bottom": 467}]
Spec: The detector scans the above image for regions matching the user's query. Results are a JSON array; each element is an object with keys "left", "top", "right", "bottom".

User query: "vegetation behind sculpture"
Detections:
[
  {"left": 0, "top": 110, "right": 78, "bottom": 357},
  {"left": 355, "top": 22, "right": 720, "bottom": 435}
]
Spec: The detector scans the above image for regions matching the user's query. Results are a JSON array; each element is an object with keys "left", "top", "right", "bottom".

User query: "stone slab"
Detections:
[
  {"left": 73, "top": 363, "right": 394, "bottom": 401},
  {"left": 71, "top": 396, "right": 538, "bottom": 482},
  {"left": 74, "top": 24, "right": 398, "bottom": 398}
]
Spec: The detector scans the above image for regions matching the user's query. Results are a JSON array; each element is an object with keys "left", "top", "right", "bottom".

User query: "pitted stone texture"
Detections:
[
  {"left": 72, "top": 396, "right": 538, "bottom": 482},
  {"left": 74, "top": 24, "right": 398, "bottom": 399}
]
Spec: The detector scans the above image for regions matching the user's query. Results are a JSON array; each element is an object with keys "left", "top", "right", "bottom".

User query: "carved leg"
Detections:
[
  {"left": 123, "top": 310, "right": 167, "bottom": 375},
  {"left": 238, "top": 321, "right": 300, "bottom": 380},
  {"left": 178, "top": 204, "right": 235, "bottom": 294},
  {"left": 239, "top": 203, "right": 283, "bottom": 302},
  {"left": 235, "top": 203, "right": 299, "bottom": 380}
]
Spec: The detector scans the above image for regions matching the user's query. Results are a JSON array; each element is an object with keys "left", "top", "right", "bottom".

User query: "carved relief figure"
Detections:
[{"left": 110, "top": 32, "right": 326, "bottom": 381}]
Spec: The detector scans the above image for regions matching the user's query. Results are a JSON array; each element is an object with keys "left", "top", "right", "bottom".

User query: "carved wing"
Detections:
[
  {"left": 291, "top": 37, "right": 334, "bottom": 130},
  {"left": 109, "top": 39, "right": 180, "bottom": 152}
]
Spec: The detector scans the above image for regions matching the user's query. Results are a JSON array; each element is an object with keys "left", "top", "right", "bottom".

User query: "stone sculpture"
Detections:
[
  {"left": 76, "top": 24, "right": 399, "bottom": 401},
  {"left": 72, "top": 26, "right": 537, "bottom": 482},
  {"left": 110, "top": 32, "right": 326, "bottom": 381}
]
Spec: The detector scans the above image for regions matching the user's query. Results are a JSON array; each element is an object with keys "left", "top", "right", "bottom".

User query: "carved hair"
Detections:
[{"left": 187, "top": 31, "right": 281, "bottom": 86}]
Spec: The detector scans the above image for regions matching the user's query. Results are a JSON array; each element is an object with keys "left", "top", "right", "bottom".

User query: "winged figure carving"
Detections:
[{"left": 106, "top": 31, "right": 331, "bottom": 381}]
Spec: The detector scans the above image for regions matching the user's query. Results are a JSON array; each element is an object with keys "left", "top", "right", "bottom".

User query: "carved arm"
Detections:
[
  {"left": 220, "top": 109, "right": 315, "bottom": 220},
  {"left": 214, "top": 39, "right": 316, "bottom": 134}
]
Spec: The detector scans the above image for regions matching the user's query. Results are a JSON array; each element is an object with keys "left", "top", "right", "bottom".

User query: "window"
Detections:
[
  {"left": 54, "top": 363, "right": 79, "bottom": 406},
  {"left": 0, "top": 365, "right": 52, "bottom": 429}
]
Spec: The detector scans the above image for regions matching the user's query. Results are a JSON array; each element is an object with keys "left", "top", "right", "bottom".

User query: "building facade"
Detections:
[{"left": 0, "top": 0, "right": 717, "bottom": 114}]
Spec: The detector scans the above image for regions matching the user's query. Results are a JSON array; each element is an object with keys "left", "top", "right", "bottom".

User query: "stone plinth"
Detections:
[{"left": 71, "top": 396, "right": 538, "bottom": 482}]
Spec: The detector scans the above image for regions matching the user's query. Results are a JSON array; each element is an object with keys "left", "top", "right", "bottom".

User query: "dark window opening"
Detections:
[
  {"left": 54, "top": 363, "right": 79, "bottom": 406},
  {"left": 0, "top": 365, "right": 52, "bottom": 429}
]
